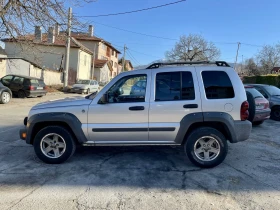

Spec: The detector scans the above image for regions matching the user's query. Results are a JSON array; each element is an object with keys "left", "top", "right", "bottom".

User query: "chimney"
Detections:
[
  {"left": 47, "top": 27, "right": 55, "bottom": 43},
  {"left": 55, "top": 23, "right": 60, "bottom": 36},
  {"left": 88, "top": 25, "right": 94, "bottom": 37},
  {"left": 34, "top": 26, "right": 42, "bottom": 42}
]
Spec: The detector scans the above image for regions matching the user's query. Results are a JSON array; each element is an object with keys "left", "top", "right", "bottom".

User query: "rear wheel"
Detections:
[
  {"left": 18, "top": 90, "right": 26, "bottom": 98},
  {"left": 33, "top": 126, "right": 76, "bottom": 164},
  {"left": 271, "top": 107, "right": 280, "bottom": 121},
  {"left": 184, "top": 127, "right": 228, "bottom": 168},
  {"left": 86, "top": 88, "right": 90, "bottom": 94},
  {"left": 253, "top": 121, "right": 264, "bottom": 125},
  {"left": 0, "top": 91, "right": 11, "bottom": 104}
]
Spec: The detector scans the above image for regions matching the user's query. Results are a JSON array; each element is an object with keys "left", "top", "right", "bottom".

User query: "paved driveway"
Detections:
[{"left": 0, "top": 93, "right": 280, "bottom": 210}]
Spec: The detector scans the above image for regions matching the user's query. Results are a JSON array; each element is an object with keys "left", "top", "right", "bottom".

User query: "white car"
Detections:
[
  {"left": 20, "top": 61, "right": 252, "bottom": 168},
  {"left": 71, "top": 80, "right": 99, "bottom": 94}
]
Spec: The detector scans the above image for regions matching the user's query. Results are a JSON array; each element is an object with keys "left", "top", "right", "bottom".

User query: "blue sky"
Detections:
[{"left": 71, "top": 0, "right": 280, "bottom": 66}]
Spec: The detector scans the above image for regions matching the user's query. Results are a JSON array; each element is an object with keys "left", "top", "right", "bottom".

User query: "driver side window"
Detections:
[{"left": 107, "top": 74, "right": 147, "bottom": 103}]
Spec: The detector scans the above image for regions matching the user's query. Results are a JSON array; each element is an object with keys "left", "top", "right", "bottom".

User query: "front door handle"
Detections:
[
  {"left": 129, "top": 106, "right": 145, "bottom": 111},
  {"left": 183, "top": 104, "right": 198, "bottom": 109}
]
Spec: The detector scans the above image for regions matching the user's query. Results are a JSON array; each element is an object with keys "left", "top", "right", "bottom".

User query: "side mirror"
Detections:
[
  {"left": 99, "top": 93, "right": 108, "bottom": 104},
  {"left": 119, "top": 87, "right": 124, "bottom": 95}
]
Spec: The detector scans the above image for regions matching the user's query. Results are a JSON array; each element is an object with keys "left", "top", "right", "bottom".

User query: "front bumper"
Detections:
[
  {"left": 19, "top": 128, "right": 27, "bottom": 140},
  {"left": 253, "top": 109, "right": 271, "bottom": 122},
  {"left": 71, "top": 88, "right": 87, "bottom": 94},
  {"left": 232, "top": 120, "right": 252, "bottom": 143}
]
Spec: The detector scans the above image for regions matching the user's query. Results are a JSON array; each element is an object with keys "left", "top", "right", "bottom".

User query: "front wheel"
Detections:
[
  {"left": 33, "top": 126, "right": 76, "bottom": 164},
  {"left": 18, "top": 90, "right": 26, "bottom": 98},
  {"left": 0, "top": 91, "right": 11, "bottom": 104},
  {"left": 86, "top": 88, "right": 90, "bottom": 94},
  {"left": 184, "top": 127, "right": 228, "bottom": 168}
]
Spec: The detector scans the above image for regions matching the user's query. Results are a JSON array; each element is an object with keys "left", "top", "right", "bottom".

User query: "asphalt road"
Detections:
[{"left": 0, "top": 93, "right": 280, "bottom": 210}]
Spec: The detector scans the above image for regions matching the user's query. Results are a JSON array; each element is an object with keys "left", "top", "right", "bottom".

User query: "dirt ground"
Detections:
[{"left": 0, "top": 93, "right": 280, "bottom": 210}]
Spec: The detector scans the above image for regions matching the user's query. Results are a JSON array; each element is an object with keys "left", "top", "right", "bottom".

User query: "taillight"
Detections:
[
  {"left": 241, "top": 101, "right": 249, "bottom": 121},
  {"left": 29, "top": 86, "right": 35, "bottom": 91},
  {"left": 264, "top": 102, "right": 269, "bottom": 109}
]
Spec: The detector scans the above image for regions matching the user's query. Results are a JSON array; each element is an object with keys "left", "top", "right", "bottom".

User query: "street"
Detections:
[{"left": 0, "top": 93, "right": 280, "bottom": 210}]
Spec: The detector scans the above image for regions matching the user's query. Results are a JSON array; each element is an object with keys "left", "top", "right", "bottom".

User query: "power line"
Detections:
[
  {"left": 127, "top": 49, "right": 142, "bottom": 66},
  {"left": 76, "top": 0, "right": 186, "bottom": 17},
  {"left": 90, "top": 21, "right": 177, "bottom": 41},
  {"left": 241, "top": 43, "right": 263, "bottom": 48}
]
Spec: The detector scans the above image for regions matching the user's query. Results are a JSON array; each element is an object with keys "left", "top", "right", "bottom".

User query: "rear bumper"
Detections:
[
  {"left": 26, "top": 90, "right": 47, "bottom": 97},
  {"left": 253, "top": 109, "right": 271, "bottom": 122},
  {"left": 232, "top": 120, "right": 252, "bottom": 143}
]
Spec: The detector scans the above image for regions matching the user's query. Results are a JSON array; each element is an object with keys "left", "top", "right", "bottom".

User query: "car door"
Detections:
[
  {"left": 149, "top": 67, "right": 202, "bottom": 143},
  {"left": 1, "top": 75, "right": 14, "bottom": 90},
  {"left": 9, "top": 76, "right": 24, "bottom": 92},
  {"left": 87, "top": 70, "right": 151, "bottom": 144}
]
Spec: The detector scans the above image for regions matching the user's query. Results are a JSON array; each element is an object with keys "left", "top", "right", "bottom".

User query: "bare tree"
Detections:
[
  {"left": 0, "top": 0, "right": 96, "bottom": 39},
  {"left": 165, "top": 34, "right": 220, "bottom": 62},
  {"left": 256, "top": 44, "right": 280, "bottom": 74},
  {"left": 244, "top": 58, "right": 260, "bottom": 76}
]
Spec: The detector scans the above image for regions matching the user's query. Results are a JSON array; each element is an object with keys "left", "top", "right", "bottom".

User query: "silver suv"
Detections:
[{"left": 20, "top": 61, "right": 252, "bottom": 168}]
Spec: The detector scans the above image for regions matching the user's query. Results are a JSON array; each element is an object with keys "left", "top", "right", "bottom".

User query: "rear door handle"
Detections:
[
  {"left": 183, "top": 104, "right": 198, "bottom": 108},
  {"left": 129, "top": 106, "right": 145, "bottom": 111}
]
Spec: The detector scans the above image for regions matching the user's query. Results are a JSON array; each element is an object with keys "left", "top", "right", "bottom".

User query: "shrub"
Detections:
[{"left": 243, "top": 75, "right": 280, "bottom": 87}]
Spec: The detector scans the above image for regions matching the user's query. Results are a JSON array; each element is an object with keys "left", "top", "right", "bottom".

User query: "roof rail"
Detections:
[{"left": 146, "top": 61, "right": 230, "bottom": 69}]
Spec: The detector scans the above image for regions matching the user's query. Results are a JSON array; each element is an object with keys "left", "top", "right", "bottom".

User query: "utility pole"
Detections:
[
  {"left": 241, "top": 55, "right": 244, "bottom": 74},
  {"left": 234, "top": 42, "right": 241, "bottom": 71},
  {"left": 64, "top": 7, "right": 72, "bottom": 88},
  {"left": 122, "top": 44, "right": 127, "bottom": 72}
]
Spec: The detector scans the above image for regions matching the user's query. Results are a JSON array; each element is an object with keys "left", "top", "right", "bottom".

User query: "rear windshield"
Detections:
[
  {"left": 246, "top": 88, "right": 264, "bottom": 98},
  {"left": 77, "top": 80, "right": 90, "bottom": 84},
  {"left": 264, "top": 86, "right": 280, "bottom": 96}
]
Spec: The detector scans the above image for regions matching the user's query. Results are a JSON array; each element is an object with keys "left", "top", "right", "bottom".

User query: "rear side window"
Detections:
[
  {"left": 202, "top": 71, "right": 234, "bottom": 99},
  {"left": 155, "top": 71, "right": 195, "bottom": 101}
]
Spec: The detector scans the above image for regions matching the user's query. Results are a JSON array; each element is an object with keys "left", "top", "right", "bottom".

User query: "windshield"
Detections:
[
  {"left": 245, "top": 88, "right": 264, "bottom": 98},
  {"left": 264, "top": 86, "right": 280, "bottom": 96},
  {"left": 77, "top": 80, "right": 90, "bottom": 85}
]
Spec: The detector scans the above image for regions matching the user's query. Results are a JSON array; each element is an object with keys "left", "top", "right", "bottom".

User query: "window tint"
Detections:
[
  {"left": 1, "top": 75, "right": 13, "bottom": 85},
  {"left": 155, "top": 72, "right": 195, "bottom": 101},
  {"left": 255, "top": 87, "right": 268, "bottom": 98},
  {"left": 245, "top": 88, "right": 264, "bottom": 98},
  {"left": 30, "top": 79, "right": 39, "bottom": 85},
  {"left": 202, "top": 71, "right": 234, "bottom": 99},
  {"left": 13, "top": 76, "right": 24, "bottom": 84},
  {"left": 107, "top": 74, "right": 147, "bottom": 103}
]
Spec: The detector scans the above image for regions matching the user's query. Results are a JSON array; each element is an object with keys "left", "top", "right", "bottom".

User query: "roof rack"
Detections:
[{"left": 146, "top": 61, "right": 230, "bottom": 69}]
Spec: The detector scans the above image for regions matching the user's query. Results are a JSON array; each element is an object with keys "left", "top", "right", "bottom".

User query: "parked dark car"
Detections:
[
  {"left": 245, "top": 86, "right": 271, "bottom": 125},
  {"left": 247, "top": 84, "right": 280, "bottom": 121},
  {"left": 0, "top": 81, "right": 12, "bottom": 104},
  {"left": 0, "top": 75, "right": 47, "bottom": 98}
]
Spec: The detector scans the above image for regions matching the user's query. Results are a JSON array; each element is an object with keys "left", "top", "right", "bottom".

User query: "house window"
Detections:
[
  {"left": 84, "top": 55, "right": 87, "bottom": 66},
  {"left": 112, "top": 50, "right": 114, "bottom": 56},
  {"left": 115, "top": 52, "right": 117, "bottom": 58},
  {"left": 101, "top": 43, "right": 106, "bottom": 50},
  {"left": 106, "top": 47, "right": 111, "bottom": 57}
]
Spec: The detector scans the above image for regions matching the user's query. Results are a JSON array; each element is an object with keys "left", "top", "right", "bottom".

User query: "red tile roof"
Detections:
[{"left": 2, "top": 34, "right": 93, "bottom": 55}]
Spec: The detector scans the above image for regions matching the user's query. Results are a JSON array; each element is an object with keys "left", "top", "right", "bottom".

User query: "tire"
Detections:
[
  {"left": 246, "top": 91, "right": 255, "bottom": 122},
  {"left": 184, "top": 127, "right": 228, "bottom": 168},
  {"left": 18, "top": 90, "right": 26, "bottom": 98},
  {"left": 0, "top": 91, "right": 11, "bottom": 104},
  {"left": 37, "top": 95, "right": 43, "bottom": 98},
  {"left": 270, "top": 107, "right": 280, "bottom": 121},
  {"left": 33, "top": 126, "right": 76, "bottom": 164},
  {"left": 252, "top": 121, "right": 264, "bottom": 126},
  {"left": 86, "top": 88, "right": 90, "bottom": 94}
]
